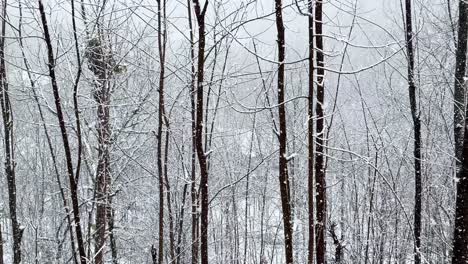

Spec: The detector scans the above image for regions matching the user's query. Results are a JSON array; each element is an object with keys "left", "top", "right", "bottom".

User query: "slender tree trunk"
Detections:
[
  {"left": 452, "top": 107, "right": 468, "bottom": 264},
  {"left": 314, "top": 1, "right": 327, "bottom": 263},
  {"left": 192, "top": 1, "right": 209, "bottom": 263},
  {"left": 274, "top": 1, "right": 293, "bottom": 263},
  {"left": 70, "top": 0, "right": 83, "bottom": 189},
  {"left": 0, "top": 1, "right": 22, "bottom": 263},
  {"left": 164, "top": 130, "right": 175, "bottom": 261},
  {"left": 403, "top": 1, "right": 422, "bottom": 263},
  {"left": 454, "top": 0, "right": 468, "bottom": 172},
  {"left": 156, "top": 1, "right": 168, "bottom": 263},
  {"left": 38, "top": 1, "right": 87, "bottom": 263},
  {"left": 307, "top": 1, "right": 315, "bottom": 263},
  {"left": 452, "top": 0, "right": 468, "bottom": 262},
  {"left": 69, "top": 0, "right": 84, "bottom": 259}
]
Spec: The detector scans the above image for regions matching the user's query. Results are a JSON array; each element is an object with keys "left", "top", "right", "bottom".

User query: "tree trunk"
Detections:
[
  {"left": 192, "top": 1, "right": 209, "bottom": 263},
  {"left": 164, "top": 130, "right": 175, "bottom": 262},
  {"left": 452, "top": 107, "right": 468, "bottom": 264},
  {"left": 454, "top": 0, "right": 468, "bottom": 173},
  {"left": 0, "top": 1, "right": 22, "bottom": 263},
  {"left": 274, "top": 1, "right": 293, "bottom": 263},
  {"left": 403, "top": 1, "right": 422, "bottom": 263},
  {"left": 452, "top": 0, "right": 468, "bottom": 262},
  {"left": 156, "top": 0, "right": 168, "bottom": 263},
  {"left": 94, "top": 81, "right": 111, "bottom": 264},
  {"left": 38, "top": 1, "right": 87, "bottom": 263},
  {"left": 91, "top": 28, "right": 113, "bottom": 264},
  {"left": 307, "top": 0, "right": 315, "bottom": 263},
  {"left": 315, "top": 1, "right": 327, "bottom": 263}
]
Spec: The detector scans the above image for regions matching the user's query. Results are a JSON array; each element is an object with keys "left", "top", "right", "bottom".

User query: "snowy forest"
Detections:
[{"left": 1, "top": 0, "right": 468, "bottom": 263}]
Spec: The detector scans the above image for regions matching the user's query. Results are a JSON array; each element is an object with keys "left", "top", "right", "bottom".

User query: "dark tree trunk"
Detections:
[
  {"left": 274, "top": 1, "right": 293, "bottom": 263},
  {"left": 403, "top": 1, "right": 422, "bottom": 263},
  {"left": 307, "top": 1, "right": 315, "bottom": 263},
  {"left": 0, "top": 1, "right": 22, "bottom": 263},
  {"left": 315, "top": 1, "right": 327, "bottom": 263},
  {"left": 452, "top": 108, "right": 468, "bottom": 264},
  {"left": 156, "top": 1, "right": 167, "bottom": 263},
  {"left": 69, "top": 0, "right": 84, "bottom": 258},
  {"left": 192, "top": 1, "right": 209, "bottom": 263},
  {"left": 454, "top": 0, "right": 468, "bottom": 172},
  {"left": 38, "top": 1, "right": 87, "bottom": 263},
  {"left": 452, "top": 0, "right": 468, "bottom": 263}
]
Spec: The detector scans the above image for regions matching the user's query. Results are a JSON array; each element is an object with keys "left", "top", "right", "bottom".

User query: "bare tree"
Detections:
[
  {"left": 403, "top": 1, "right": 422, "bottom": 263},
  {"left": 37, "top": 1, "right": 87, "bottom": 263},
  {"left": 314, "top": 0, "right": 327, "bottom": 263},
  {"left": 0, "top": 1, "right": 22, "bottom": 263},
  {"left": 156, "top": 0, "right": 168, "bottom": 263},
  {"left": 192, "top": 1, "right": 209, "bottom": 263},
  {"left": 274, "top": 0, "right": 293, "bottom": 263}
]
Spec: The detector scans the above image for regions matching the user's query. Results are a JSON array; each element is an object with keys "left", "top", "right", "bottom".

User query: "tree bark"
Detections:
[
  {"left": 38, "top": 1, "right": 87, "bottom": 263},
  {"left": 315, "top": 1, "right": 327, "bottom": 263},
  {"left": 0, "top": 1, "right": 22, "bottom": 263},
  {"left": 274, "top": 1, "right": 293, "bottom": 263},
  {"left": 94, "top": 82, "right": 111, "bottom": 264},
  {"left": 452, "top": 105, "right": 468, "bottom": 264},
  {"left": 192, "top": 1, "right": 209, "bottom": 263},
  {"left": 92, "top": 31, "right": 112, "bottom": 264},
  {"left": 454, "top": 0, "right": 468, "bottom": 173},
  {"left": 452, "top": 0, "right": 468, "bottom": 262},
  {"left": 403, "top": 1, "right": 422, "bottom": 263},
  {"left": 156, "top": 0, "right": 167, "bottom": 263}
]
